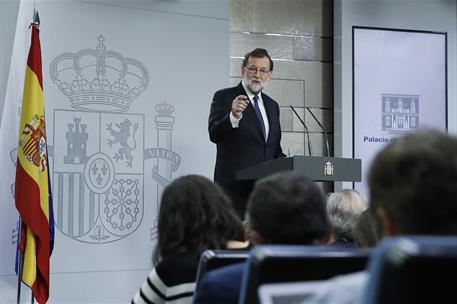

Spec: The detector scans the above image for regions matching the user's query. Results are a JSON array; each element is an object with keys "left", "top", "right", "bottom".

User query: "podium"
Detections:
[{"left": 236, "top": 156, "right": 361, "bottom": 182}]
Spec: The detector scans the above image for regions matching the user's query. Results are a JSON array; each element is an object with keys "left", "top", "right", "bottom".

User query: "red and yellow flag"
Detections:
[{"left": 15, "top": 22, "right": 53, "bottom": 304}]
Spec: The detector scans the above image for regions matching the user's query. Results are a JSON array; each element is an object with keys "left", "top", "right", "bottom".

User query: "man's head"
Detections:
[
  {"left": 327, "top": 189, "right": 367, "bottom": 243},
  {"left": 241, "top": 48, "right": 273, "bottom": 94},
  {"left": 246, "top": 171, "right": 328, "bottom": 245},
  {"left": 369, "top": 129, "right": 457, "bottom": 236}
]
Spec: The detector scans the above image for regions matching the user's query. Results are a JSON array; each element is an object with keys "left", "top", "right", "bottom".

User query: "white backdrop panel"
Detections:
[
  {"left": 353, "top": 27, "right": 446, "bottom": 198},
  {"left": 0, "top": 0, "right": 228, "bottom": 302}
]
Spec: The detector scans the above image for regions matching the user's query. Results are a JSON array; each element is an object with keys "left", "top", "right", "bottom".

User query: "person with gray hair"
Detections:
[{"left": 326, "top": 189, "right": 368, "bottom": 246}]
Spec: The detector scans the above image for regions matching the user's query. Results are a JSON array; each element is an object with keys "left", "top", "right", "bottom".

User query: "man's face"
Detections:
[{"left": 242, "top": 56, "right": 272, "bottom": 94}]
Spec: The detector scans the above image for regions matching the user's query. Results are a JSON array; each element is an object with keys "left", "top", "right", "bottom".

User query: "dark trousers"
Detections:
[{"left": 219, "top": 179, "right": 254, "bottom": 221}]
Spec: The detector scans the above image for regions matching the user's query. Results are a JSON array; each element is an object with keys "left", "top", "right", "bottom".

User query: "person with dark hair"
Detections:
[
  {"left": 304, "top": 129, "right": 457, "bottom": 304},
  {"left": 246, "top": 172, "right": 328, "bottom": 245},
  {"left": 193, "top": 171, "right": 328, "bottom": 304},
  {"left": 131, "top": 175, "right": 247, "bottom": 304},
  {"left": 354, "top": 208, "right": 382, "bottom": 248},
  {"left": 209, "top": 48, "right": 285, "bottom": 218},
  {"left": 326, "top": 189, "right": 368, "bottom": 247}
]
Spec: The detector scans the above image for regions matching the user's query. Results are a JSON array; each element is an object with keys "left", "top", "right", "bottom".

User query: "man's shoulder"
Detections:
[
  {"left": 214, "top": 83, "right": 243, "bottom": 98},
  {"left": 261, "top": 92, "right": 278, "bottom": 105},
  {"left": 195, "top": 263, "right": 245, "bottom": 304},
  {"left": 204, "top": 262, "right": 245, "bottom": 283}
]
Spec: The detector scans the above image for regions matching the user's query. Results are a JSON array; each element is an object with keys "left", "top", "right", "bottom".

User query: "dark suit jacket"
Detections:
[
  {"left": 192, "top": 262, "right": 245, "bottom": 304},
  {"left": 208, "top": 82, "right": 284, "bottom": 213}
]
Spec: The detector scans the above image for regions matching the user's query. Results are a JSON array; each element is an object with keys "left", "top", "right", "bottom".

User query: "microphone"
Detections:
[
  {"left": 289, "top": 105, "right": 312, "bottom": 156},
  {"left": 306, "top": 107, "right": 330, "bottom": 158}
]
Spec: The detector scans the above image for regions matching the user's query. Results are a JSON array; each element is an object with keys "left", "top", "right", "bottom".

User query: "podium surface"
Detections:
[{"left": 236, "top": 156, "right": 361, "bottom": 182}]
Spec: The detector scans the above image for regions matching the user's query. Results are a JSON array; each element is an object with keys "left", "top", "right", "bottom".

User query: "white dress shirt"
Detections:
[{"left": 229, "top": 81, "right": 270, "bottom": 141}]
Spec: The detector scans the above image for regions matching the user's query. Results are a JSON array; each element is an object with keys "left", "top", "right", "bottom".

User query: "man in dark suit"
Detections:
[
  {"left": 209, "top": 48, "right": 285, "bottom": 217},
  {"left": 192, "top": 172, "right": 329, "bottom": 304}
]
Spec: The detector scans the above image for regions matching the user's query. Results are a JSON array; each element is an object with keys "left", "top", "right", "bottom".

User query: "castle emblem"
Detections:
[
  {"left": 49, "top": 35, "right": 181, "bottom": 244},
  {"left": 64, "top": 117, "right": 88, "bottom": 164},
  {"left": 382, "top": 94, "right": 419, "bottom": 133}
]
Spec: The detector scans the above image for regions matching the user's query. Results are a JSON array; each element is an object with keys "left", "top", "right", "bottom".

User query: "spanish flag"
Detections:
[{"left": 15, "top": 16, "right": 54, "bottom": 304}]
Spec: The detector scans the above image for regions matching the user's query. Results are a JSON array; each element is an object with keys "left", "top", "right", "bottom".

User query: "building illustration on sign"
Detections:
[{"left": 381, "top": 94, "right": 419, "bottom": 132}]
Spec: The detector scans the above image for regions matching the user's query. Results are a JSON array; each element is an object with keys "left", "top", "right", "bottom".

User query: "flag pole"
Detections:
[
  {"left": 16, "top": 220, "right": 24, "bottom": 304},
  {"left": 16, "top": 249, "right": 23, "bottom": 304},
  {"left": 30, "top": 8, "right": 39, "bottom": 304}
]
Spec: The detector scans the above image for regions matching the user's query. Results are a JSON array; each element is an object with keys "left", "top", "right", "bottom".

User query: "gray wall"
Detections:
[
  {"left": 230, "top": 0, "right": 334, "bottom": 158},
  {"left": 0, "top": 0, "right": 20, "bottom": 123},
  {"left": 229, "top": 0, "right": 457, "bottom": 192}
]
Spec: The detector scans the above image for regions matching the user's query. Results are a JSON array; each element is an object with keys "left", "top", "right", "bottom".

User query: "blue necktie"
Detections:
[{"left": 253, "top": 95, "right": 266, "bottom": 140}]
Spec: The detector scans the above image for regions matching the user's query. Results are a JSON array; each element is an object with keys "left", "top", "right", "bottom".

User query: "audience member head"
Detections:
[
  {"left": 246, "top": 171, "right": 328, "bottom": 245},
  {"left": 368, "top": 129, "right": 457, "bottom": 236},
  {"left": 355, "top": 208, "right": 382, "bottom": 248},
  {"left": 155, "top": 175, "right": 245, "bottom": 264},
  {"left": 326, "top": 189, "right": 368, "bottom": 244}
]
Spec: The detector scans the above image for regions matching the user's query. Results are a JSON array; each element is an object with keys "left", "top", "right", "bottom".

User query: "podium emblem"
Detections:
[{"left": 324, "top": 161, "right": 334, "bottom": 176}]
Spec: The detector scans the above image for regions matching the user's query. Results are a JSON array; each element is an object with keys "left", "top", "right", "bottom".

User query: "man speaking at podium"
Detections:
[{"left": 209, "top": 48, "right": 285, "bottom": 218}]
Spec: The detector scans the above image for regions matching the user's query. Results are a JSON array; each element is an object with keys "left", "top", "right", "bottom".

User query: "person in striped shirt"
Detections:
[{"left": 131, "top": 175, "right": 248, "bottom": 304}]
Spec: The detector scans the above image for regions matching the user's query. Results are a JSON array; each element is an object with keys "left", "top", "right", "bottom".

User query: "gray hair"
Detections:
[{"left": 327, "top": 189, "right": 368, "bottom": 242}]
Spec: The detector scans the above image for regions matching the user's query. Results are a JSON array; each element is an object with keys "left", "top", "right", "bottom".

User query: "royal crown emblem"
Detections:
[
  {"left": 49, "top": 35, "right": 149, "bottom": 113},
  {"left": 155, "top": 101, "right": 175, "bottom": 117}
]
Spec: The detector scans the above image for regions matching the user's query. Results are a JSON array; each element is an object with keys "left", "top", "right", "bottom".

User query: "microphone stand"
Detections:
[
  {"left": 306, "top": 107, "right": 330, "bottom": 158},
  {"left": 290, "top": 105, "right": 312, "bottom": 156}
]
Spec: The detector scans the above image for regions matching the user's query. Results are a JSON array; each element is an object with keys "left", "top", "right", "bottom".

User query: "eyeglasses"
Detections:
[{"left": 246, "top": 65, "right": 270, "bottom": 76}]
